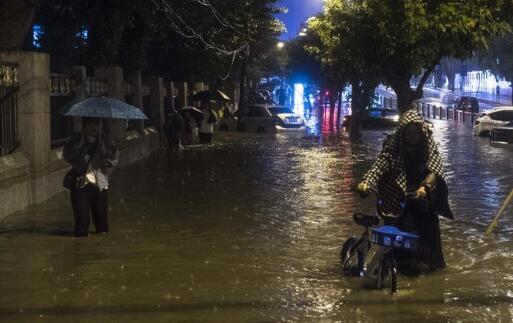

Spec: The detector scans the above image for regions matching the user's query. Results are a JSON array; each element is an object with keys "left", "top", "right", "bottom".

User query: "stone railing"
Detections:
[
  {"left": 0, "top": 62, "right": 18, "bottom": 87},
  {"left": 50, "top": 73, "right": 75, "bottom": 96},
  {"left": 417, "top": 102, "right": 480, "bottom": 127},
  {"left": 86, "top": 78, "right": 108, "bottom": 97}
]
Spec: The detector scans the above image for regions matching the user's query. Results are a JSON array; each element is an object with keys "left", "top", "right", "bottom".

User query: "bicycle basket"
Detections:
[{"left": 371, "top": 226, "right": 418, "bottom": 250}]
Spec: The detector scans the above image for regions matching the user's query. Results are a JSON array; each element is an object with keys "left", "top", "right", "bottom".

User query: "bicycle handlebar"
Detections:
[
  {"left": 350, "top": 185, "right": 427, "bottom": 219},
  {"left": 350, "top": 185, "right": 385, "bottom": 218}
]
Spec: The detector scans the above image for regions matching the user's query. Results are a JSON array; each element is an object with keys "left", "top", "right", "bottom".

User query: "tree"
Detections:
[
  {"left": 307, "top": 2, "right": 381, "bottom": 136},
  {"left": 361, "top": 0, "right": 512, "bottom": 113},
  {"left": 0, "top": 0, "right": 38, "bottom": 51}
]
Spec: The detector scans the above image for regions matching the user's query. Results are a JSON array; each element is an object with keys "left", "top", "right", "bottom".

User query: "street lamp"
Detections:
[{"left": 276, "top": 41, "right": 285, "bottom": 49}]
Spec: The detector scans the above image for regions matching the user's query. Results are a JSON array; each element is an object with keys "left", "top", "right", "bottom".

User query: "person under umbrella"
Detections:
[
  {"left": 163, "top": 106, "right": 185, "bottom": 150},
  {"left": 198, "top": 100, "right": 218, "bottom": 144},
  {"left": 178, "top": 106, "right": 203, "bottom": 145},
  {"left": 60, "top": 97, "right": 147, "bottom": 237},
  {"left": 63, "top": 118, "right": 119, "bottom": 237}
]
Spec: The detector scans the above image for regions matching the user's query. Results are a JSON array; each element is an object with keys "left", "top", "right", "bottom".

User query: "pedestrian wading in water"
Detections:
[
  {"left": 63, "top": 118, "right": 119, "bottom": 237},
  {"left": 198, "top": 100, "right": 218, "bottom": 144},
  {"left": 357, "top": 105, "right": 453, "bottom": 272}
]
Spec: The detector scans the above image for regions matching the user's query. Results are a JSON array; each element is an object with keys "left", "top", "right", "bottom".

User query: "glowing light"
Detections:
[
  {"left": 32, "top": 24, "right": 43, "bottom": 49},
  {"left": 276, "top": 41, "right": 285, "bottom": 49},
  {"left": 294, "top": 83, "right": 305, "bottom": 117}
]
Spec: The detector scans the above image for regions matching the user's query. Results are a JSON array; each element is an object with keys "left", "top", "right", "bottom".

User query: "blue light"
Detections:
[
  {"left": 32, "top": 24, "right": 43, "bottom": 48},
  {"left": 75, "top": 28, "right": 89, "bottom": 48},
  {"left": 294, "top": 83, "right": 304, "bottom": 117}
]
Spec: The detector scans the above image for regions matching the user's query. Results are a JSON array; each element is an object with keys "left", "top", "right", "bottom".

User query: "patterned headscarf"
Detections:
[{"left": 362, "top": 109, "right": 452, "bottom": 218}]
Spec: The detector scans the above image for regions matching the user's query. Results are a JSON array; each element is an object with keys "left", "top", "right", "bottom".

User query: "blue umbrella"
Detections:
[{"left": 60, "top": 96, "right": 148, "bottom": 120}]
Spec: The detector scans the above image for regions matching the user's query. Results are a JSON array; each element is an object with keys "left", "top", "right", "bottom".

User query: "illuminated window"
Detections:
[
  {"left": 75, "top": 28, "right": 89, "bottom": 48},
  {"left": 32, "top": 24, "right": 43, "bottom": 48}
]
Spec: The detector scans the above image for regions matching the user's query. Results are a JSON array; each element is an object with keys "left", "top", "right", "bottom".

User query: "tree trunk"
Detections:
[
  {"left": 336, "top": 91, "right": 343, "bottom": 127},
  {"left": 349, "top": 81, "right": 364, "bottom": 138},
  {"left": 329, "top": 91, "right": 336, "bottom": 128},
  {"left": 350, "top": 80, "right": 378, "bottom": 138},
  {"left": 239, "top": 59, "right": 247, "bottom": 108},
  {"left": 0, "top": 0, "right": 38, "bottom": 51},
  {"left": 391, "top": 81, "right": 422, "bottom": 114}
]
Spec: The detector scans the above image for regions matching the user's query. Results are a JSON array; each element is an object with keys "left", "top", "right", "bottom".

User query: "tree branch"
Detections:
[{"left": 416, "top": 53, "right": 443, "bottom": 94}]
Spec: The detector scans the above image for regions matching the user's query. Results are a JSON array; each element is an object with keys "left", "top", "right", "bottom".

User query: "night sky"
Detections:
[{"left": 277, "top": 0, "right": 324, "bottom": 40}]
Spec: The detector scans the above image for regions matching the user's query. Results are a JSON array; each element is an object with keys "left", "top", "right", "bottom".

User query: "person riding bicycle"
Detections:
[{"left": 357, "top": 105, "right": 453, "bottom": 272}]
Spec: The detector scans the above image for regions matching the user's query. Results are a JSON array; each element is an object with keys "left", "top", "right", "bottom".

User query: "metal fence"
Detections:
[{"left": 0, "top": 62, "right": 20, "bottom": 156}]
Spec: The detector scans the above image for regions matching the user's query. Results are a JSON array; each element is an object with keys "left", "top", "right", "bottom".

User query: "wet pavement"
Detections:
[{"left": 2, "top": 121, "right": 513, "bottom": 322}]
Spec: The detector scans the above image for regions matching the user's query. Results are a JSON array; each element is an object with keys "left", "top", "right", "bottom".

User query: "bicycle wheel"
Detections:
[
  {"left": 377, "top": 254, "right": 398, "bottom": 294},
  {"left": 340, "top": 237, "right": 359, "bottom": 274},
  {"left": 340, "top": 237, "right": 368, "bottom": 276}
]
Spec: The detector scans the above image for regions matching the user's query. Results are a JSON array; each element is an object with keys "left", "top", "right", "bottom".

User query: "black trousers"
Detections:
[
  {"left": 199, "top": 132, "right": 212, "bottom": 144},
  {"left": 70, "top": 184, "right": 109, "bottom": 237}
]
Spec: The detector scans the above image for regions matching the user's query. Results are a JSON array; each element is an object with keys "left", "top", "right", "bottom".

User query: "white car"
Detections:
[
  {"left": 238, "top": 105, "right": 305, "bottom": 133},
  {"left": 473, "top": 106, "right": 513, "bottom": 136}
]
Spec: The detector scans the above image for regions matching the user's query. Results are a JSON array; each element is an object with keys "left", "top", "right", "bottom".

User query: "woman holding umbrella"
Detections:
[
  {"left": 60, "top": 96, "right": 147, "bottom": 237},
  {"left": 178, "top": 106, "right": 203, "bottom": 145},
  {"left": 198, "top": 100, "right": 218, "bottom": 144},
  {"left": 63, "top": 118, "right": 119, "bottom": 237}
]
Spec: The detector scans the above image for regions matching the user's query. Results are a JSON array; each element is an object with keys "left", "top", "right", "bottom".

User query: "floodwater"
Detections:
[{"left": 1, "top": 120, "right": 513, "bottom": 322}]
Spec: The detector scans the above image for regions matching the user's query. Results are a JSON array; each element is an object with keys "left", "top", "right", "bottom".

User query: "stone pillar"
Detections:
[
  {"left": 0, "top": 52, "right": 51, "bottom": 172},
  {"left": 95, "top": 66, "right": 125, "bottom": 143},
  {"left": 149, "top": 77, "right": 165, "bottom": 143},
  {"left": 70, "top": 66, "right": 87, "bottom": 133},
  {"left": 193, "top": 82, "right": 206, "bottom": 107},
  {"left": 126, "top": 70, "right": 144, "bottom": 133},
  {"left": 193, "top": 82, "right": 204, "bottom": 93},
  {"left": 176, "top": 82, "right": 188, "bottom": 108},
  {"left": 163, "top": 81, "right": 174, "bottom": 111}
]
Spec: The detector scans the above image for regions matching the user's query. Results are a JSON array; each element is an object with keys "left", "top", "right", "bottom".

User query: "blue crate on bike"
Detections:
[{"left": 371, "top": 226, "right": 418, "bottom": 250}]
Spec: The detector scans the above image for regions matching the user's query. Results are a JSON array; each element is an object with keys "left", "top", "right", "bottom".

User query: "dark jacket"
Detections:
[
  {"left": 63, "top": 134, "right": 118, "bottom": 176},
  {"left": 163, "top": 110, "right": 185, "bottom": 139}
]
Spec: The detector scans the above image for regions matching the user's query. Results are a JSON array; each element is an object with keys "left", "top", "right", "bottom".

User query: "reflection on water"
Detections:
[{"left": 1, "top": 123, "right": 513, "bottom": 322}]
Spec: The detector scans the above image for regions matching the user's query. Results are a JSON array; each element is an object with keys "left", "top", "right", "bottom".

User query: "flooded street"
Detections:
[{"left": 2, "top": 120, "right": 513, "bottom": 322}]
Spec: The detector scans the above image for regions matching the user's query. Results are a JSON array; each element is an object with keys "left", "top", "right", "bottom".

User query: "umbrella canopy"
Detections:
[
  {"left": 191, "top": 90, "right": 231, "bottom": 102},
  {"left": 60, "top": 97, "right": 148, "bottom": 120}
]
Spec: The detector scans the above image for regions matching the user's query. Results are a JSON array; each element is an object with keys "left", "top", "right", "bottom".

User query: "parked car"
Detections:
[
  {"left": 489, "top": 121, "right": 513, "bottom": 144},
  {"left": 237, "top": 105, "right": 305, "bottom": 133},
  {"left": 453, "top": 96, "right": 479, "bottom": 113},
  {"left": 364, "top": 108, "right": 400, "bottom": 127},
  {"left": 473, "top": 106, "right": 513, "bottom": 136}
]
